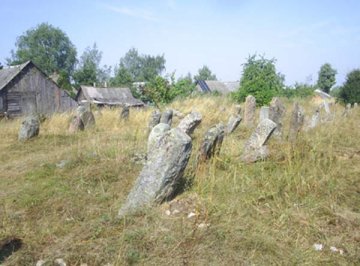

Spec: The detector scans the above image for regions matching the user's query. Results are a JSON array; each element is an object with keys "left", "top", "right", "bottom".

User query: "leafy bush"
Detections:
[
  {"left": 338, "top": 69, "right": 360, "bottom": 104},
  {"left": 232, "top": 54, "right": 284, "bottom": 106},
  {"left": 317, "top": 63, "right": 337, "bottom": 93},
  {"left": 281, "top": 83, "right": 315, "bottom": 98}
]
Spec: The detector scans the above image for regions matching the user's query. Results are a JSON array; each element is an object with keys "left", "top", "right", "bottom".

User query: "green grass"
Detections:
[{"left": 0, "top": 97, "right": 359, "bottom": 265}]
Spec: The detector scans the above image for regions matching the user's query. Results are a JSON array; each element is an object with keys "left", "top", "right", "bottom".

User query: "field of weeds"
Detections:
[{"left": 0, "top": 96, "right": 359, "bottom": 265}]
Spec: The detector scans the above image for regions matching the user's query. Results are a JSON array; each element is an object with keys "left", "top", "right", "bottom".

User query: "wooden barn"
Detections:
[{"left": 0, "top": 61, "right": 77, "bottom": 117}]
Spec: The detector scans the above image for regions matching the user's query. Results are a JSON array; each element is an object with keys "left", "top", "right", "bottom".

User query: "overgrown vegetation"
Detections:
[
  {"left": 0, "top": 97, "right": 359, "bottom": 265},
  {"left": 338, "top": 69, "right": 360, "bottom": 104},
  {"left": 317, "top": 63, "right": 337, "bottom": 93}
]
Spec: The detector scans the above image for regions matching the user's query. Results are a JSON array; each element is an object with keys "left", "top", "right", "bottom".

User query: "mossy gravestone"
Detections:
[{"left": 18, "top": 115, "right": 40, "bottom": 141}]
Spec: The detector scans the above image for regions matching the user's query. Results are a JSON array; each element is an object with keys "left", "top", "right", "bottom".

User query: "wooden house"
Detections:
[
  {"left": 0, "top": 61, "right": 77, "bottom": 117},
  {"left": 76, "top": 86, "right": 144, "bottom": 107}
]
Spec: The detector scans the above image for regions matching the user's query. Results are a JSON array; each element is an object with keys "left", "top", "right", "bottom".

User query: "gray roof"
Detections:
[
  {"left": 0, "top": 61, "right": 31, "bottom": 91},
  {"left": 79, "top": 86, "right": 144, "bottom": 106},
  {"left": 196, "top": 80, "right": 239, "bottom": 94}
]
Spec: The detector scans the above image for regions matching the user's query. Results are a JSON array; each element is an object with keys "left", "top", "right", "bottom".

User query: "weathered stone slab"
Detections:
[
  {"left": 354, "top": 103, "right": 358, "bottom": 108},
  {"left": 18, "top": 115, "right": 40, "bottom": 141},
  {"left": 148, "top": 109, "right": 161, "bottom": 131},
  {"left": 160, "top": 109, "right": 173, "bottom": 126},
  {"left": 226, "top": 114, "right": 242, "bottom": 134},
  {"left": 68, "top": 116, "right": 84, "bottom": 133},
  {"left": 288, "top": 102, "right": 305, "bottom": 141},
  {"left": 147, "top": 123, "right": 171, "bottom": 155},
  {"left": 120, "top": 106, "right": 130, "bottom": 120},
  {"left": 244, "top": 95, "right": 256, "bottom": 126},
  {"left": 234, "top": 105, "right": 242, "bottom": 115},
  {"left": 118, "top": 127, "right": 192, "bottom": 217},
  {"left": 259, "top": 106, "right": 269, "bottom": 122},
  {"left": 269, "top": 97, "right": 285, "bottom": 136},
  {"left": 76, "top": 106, "right": 95, "bottom": 128},
  {"left": 241, "top": 119, "right": 276, "bottom": 163},
  {"left": 307, "top": 108, "right": 320, "bottom": 129},
  {"left": 198, "top": 123, "right": 225, "bottom": 162},
  {"left": 177, "top": 111, "right": 202, "bottom": 135}
]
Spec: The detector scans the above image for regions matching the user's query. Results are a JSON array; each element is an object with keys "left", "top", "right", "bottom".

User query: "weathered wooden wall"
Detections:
[{"left": 3, "top": 65, "right": 77, "bottom": 117}]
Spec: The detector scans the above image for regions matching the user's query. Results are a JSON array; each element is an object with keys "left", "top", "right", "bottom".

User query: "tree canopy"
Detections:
[
  {"left": 7, "top": 23, "right": 77, "bottom": 76},
  {"left": 232, "top": 54, "right": 284, "bottom": 106},
  {"left": 338, "top": 69, "right": 360, "bottom": 104},
  {"left": 194, "top": 65, "right": 217, "bottom": 81},
  {"left": 317, "top": 63, "right": 337, "bottom": 93}
]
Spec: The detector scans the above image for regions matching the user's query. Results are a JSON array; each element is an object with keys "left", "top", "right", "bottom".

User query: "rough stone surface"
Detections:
[
  {"left": 160, "top": 109, "right": 173, "bottom": 126},
  {"left": 259, "top": 106, "right": 269, "bottom": 121},
  {"left": 234, "top": 105, "right": 242, "bottom": 115},
  {"left": 288, "top": 102, "right": 305, "bottom": 141},
  {"left": 68, "top": 116, "right": 84, "bottom": 133},
  {"left": 269, "top": 97, "right": 285, "bottom": 136},
  {"left": 120, "top": 106, "right": 130, "bottom": 120},
  {"left": 118, "top": 127, "right": 192, "bottom": 217},
  {"left": 308, "top": 108, "right": 320, "bottom": 129},
  {"left": 241, "top": 119, "right": 277, "bottom": 163},
  {"left": 54, "top": 258, "right": 67, "bottom": 266},
  {"left": 226, "top": 114, "right": 242, "bottom": 134},
  {"left": 148, "top": 109, "right": 161, "bottom": 131},
  {"left": 244, "top": 95, "right": 256, "bottom": 126},
  {"left": 198, "top": 123, "right": 225, "bottom": 162},
  {"left": 77, "top": 106, "right": 95, "bottom": 128},
  {"left": 147, "top": 123, "right": 171, "bottom": 155},
  {"left": 18, "top": 115, "right": 40, "bottom": 141},
  {"left": 177, "top": 111, "right": 202, "bottom": 135}
]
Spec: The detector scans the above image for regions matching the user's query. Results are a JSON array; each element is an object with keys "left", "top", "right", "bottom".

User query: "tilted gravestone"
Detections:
[
  {"left": 241, "top": 119, "right": 277, "bottom": 163},
  {"left": 244, "top": 95, "right": 256, "bottom": 126},
  {"left": 269, "top": 97, "right": 285, "bottom": 137},
  {"left": 68, "top": 116, "right": 84, "bottom": 133},
  {"left": 198, "top": 123, "right": 225, "bottom": 163},
  {"left": 76, "top": 106, "right": 95, "bottom": 129},
  {"left": 118, "top": 124, "right": 192, "bottom": 217},
  {"left": 160, "top": 109, "right": 173, "bottom": 126},
  {"left": 177, "top": 111, "right": 202, "bottom": 135},
  {"left": 288, "top": 102, "right": 305, "bottom": 142},
  {"left": 120, "top": 105, "right": 130, "bottom": 120},
  {"left": 226, "top": 114, "right": 242, "bottom": 134},
  {"left": 18, "top": 115, "right": 40, "bottom": 141},
  {"left": 259, "top": 106, "right": 269, "bottom": 122},
  {"left": 234, "top": 105, "right": 242, "bottom": 115},
  {"left": 148, "top": 109, "right": 161, "bottom": 131},
  {"left": 307, "top": 108, "right": 320, "bottom": 129}
]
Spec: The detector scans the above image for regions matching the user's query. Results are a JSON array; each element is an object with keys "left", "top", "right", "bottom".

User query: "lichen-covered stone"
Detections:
[
  {"left": 76, "top": 106, "right": 95, "bottom": 128},
  {"left": 259, "top": 106, "right": 269, "bottom": 122},
  {"left": 226, "top": 114, "right": 242, "bottom": 134},
  {"left": 120, "top": 106, "right": 130, "bottom": 120},
  {"left": 244, "top": 95, "right": 256, "bottom": 126},
  {"left": 198, "top": 123, "right": 225, "bottom": 162},
  {"left": 288, "top": 102, "right": 304, "bottom": 141},
  {"left": 177, "top": 111, "right": 202, "bottom": 135},
  {"left": 148, "top": 109, "right": 161, "bottom": 131},
  {"left": 68, "top": 115, "right": 84, "bottom": 133},
  {"left": 18, "top": 115, "right": 40, "bottom": 141},
  {"left": 160, "top": 109, "right": 173, "bottom": 126},
  {"left": 269, "top": 97, "right": 285, "bottom": 136}
]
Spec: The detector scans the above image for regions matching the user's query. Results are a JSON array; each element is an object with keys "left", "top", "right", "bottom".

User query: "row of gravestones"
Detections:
[{"left": 117, "top": 96, "right": 359, "bottom": 217}]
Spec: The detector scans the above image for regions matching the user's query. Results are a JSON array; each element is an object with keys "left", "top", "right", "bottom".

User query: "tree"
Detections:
[
  {"left": 0, "top": 62, "right": 3, "bottom": 70},
  {"left": 232, "top": 54, "right": 284, "bottom": 106},
  {"left": 7, "top": 23, "right": 77, "bottom": 76},
  {"left": 112, "top": 48, "right": 165, "bottom": 85},
  {"left": 194, "top": 65, "right": 217, "bottom": 81},
  {"left": 73, "top": 43, "right": 110, "bottom": 86},
  {"left": 317, "top": 63, "right": 337, "bottom": 93},
  {"left": 339, "top": 69, "right": 360, "bottom": 104}
]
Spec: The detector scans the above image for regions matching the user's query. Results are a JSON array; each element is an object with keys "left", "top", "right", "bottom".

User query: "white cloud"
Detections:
[{"left": 104, "top": 5, "right": 158, "bottom": 21}]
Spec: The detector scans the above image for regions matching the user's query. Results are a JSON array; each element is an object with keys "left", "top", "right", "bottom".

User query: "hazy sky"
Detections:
[{"left": 1, "top": 0, "right": 360, "bottom": 86}]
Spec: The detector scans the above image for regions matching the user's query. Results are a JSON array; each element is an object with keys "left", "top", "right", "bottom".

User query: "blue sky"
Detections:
[{"left": 1, "top": 0, "right": 360, "bottom": 86}]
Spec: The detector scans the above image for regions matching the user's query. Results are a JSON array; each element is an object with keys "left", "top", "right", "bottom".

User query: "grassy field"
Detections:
[{"left": 0, "top": 96, "right": 359, "bottom": 265}]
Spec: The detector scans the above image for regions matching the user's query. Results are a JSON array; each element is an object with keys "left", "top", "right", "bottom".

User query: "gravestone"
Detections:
[
  {"left": 308, "top": 108, "right": 320, "bottom": 129},
  {"left": 241, "top": 119, "right": 277, "bottom": 163},
  {"left": 226, "top": 114, "right": 242, "bottom": 134},
  {"left": 160, "top": 109, "right": 173, "bottom": 126},
  {"left": 269, "top": 97, "right": 285, "bottom": 136},
  {"left": 118, "top": 125, "right": 192, "bottom": 217},
  {"left": 68, "top": 116, "right": 84, "bottom": 133},
  {"left": 77, "top": 106, "right": 95, "bottom": 128},
  {"left": 198, "top": 123, "right": 225, "bottom": 162},
  {"left": 259, "top": 106, "right": 269, "bottom": 121},
  {"left": 120, "top": 105, "right": 130, "bottom": 120},
  {"left": 288, "top": 102, "right": 305, "bottom": 141},
  {"left": 148, "top": 109, "right": 161, "bottom": 131},
  {"left": 244, "top": 95, "right": 256, "bottom": 126},
  {"left": 147, "top": 123, "right": 171, "bottom": 155},
  {"left": 354, "top": 103, "right": 358, "bottom": 108},
  {"left": 177, "top": 111, "right": 202, "bottom": 135},
  {"left": 18, "top": 115, "right": 40, "bottom": 141},
  {"left": 234, "top": 105, "right": 242, "bottom": 115}
]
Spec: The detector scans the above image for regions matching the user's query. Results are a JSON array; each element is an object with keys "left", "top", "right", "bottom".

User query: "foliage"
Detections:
[
  {"left": 0, "top": 62, "right": 3, "bottom": 69},
  {"left": 281, "top": 83, "right": 315, "bottom": 98},
  {"left": 338, "top": 69, "right": 360, "bottom": 104},
  {"left": 112, "top": 48, "right": 165, "bottom": 86},
  {"left": 7, "top": 23, "right": 77, "bottom": 76},
  {"left": 232, "top": 54, "right": 284, "bottom": 106},
  {"left": 168, "top": 74, "right": 196, "bottom": 100},
  {"left": 194, "top": 65, "right": 217, "bottom": 81},
  {"left": 73, "top": 43, "right": 111, "bottom": 87},
  {"left": 56, "top": 70, "right": 75, "bottom": 97},
  {"left": 317, "top": 63, "right": 337, "bottom": 93}
]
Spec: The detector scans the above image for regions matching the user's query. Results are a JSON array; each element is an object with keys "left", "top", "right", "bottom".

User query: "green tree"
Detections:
[
  {"left": 73, "top": 43, "right": 110, "bottom": 86},
  {"left": 7, "top": 23, "right": 77, "bottom": 76},
  {"left": 281, "top": 82, "right": 315, "bottom": 98},
  {"left": 232, "top": 54, "right": 284, "bottom": 106},
  {"left": 194, "top": 65, "right": 217, "bottom": 81},
  {"left": 0, "top": 62, "right": 3, "bottom": 69},
  {"left": 317, "top": 63, "right": 337, "bottom": 93},
  {"left": 110, "top": 63, "right": 133, "bottom": 87},
  {"left": 339, "top": 69, "right": 360, "bottom": 104}
]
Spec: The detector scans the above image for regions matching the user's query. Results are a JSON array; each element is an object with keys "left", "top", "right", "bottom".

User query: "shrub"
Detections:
[{"left": 339, "top": 69, "right": 360, "bottom": 104}]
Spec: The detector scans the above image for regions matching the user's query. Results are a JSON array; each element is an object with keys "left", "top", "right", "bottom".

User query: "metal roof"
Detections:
[
  {"left": 196, "top": 80, "right": 239, "bottom": 94},
  {"left": 79, "top": 86, "right": 144, "bottom": 106},
  {"left": 0, "top": 61, "right": 31, "bottom": 91}
]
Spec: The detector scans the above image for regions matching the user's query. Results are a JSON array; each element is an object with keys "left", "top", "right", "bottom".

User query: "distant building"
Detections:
[
  {"left": 0, "top": 61, "right": 77, "bottom": 117},
  {"left": 76, "top": 86, "right": 144, "bottom": 107},
  {"left": 196, "top": 80, "right": 239, "bottom": 94}
]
